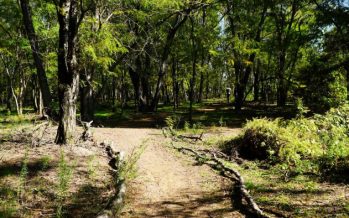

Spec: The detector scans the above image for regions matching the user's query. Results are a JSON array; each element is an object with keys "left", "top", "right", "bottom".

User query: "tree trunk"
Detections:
[
  {"left": 80, "top": 68, "right": 94, "bottom": 121},
  {"left": 129, "top": 67, "right": 141, "bottom": 112},
  {"left": 55, "top": 0, "right": 82, "bottom": 144},
  {"left": 19, "top": 0, "right": 52, "bottom": 115},
  {"left": 6, "top": 75, "right": 12, "bottom": 112},
  {"left": 189, "top": 19, "right": 197, "bottom": 123},
  {"left": 277, "top": 50, "right": 287, "bottom": 107},
  {"left": 253, "top": 60, "right": 260, "bottom": 102},
  {"left": 151, "top": 13, "right": 189, "bottom": 111},
  {"left": 234, "top": 61, "right": 245, "bottom": 111},
  {"left": 232, "top": 5, "right": 267, "bottom": 110},
  {"left": 172, "top": 57, "right": 179, "bottom": 110}
]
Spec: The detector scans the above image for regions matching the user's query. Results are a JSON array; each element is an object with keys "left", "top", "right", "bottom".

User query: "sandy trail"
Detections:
[{"left": 94, "top": 128, "right": 240, "bottom": 218}]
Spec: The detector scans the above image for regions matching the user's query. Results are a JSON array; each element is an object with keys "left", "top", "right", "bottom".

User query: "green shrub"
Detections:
[
  {"left": 237, "top": 118, "right": 283, "bottom": 160},
  {"left": 165, "top": 115, "right": 181, "bottom": 130},
  {"left": 227, "top": 104, "right": 349, "bottom": 177}
]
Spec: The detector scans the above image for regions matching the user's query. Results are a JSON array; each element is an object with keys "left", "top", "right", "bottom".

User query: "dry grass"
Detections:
[{"left": 0, "top": 121, "right": 114, "bottom": 218}]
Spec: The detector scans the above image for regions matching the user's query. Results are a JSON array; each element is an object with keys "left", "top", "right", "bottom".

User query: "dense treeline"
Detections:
[{"left": 0, "top": 0, "right": 348, "bottom": 143}]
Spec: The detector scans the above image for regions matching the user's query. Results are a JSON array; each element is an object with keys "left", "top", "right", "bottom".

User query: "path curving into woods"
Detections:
[{"left": 94, "top": 128, "right": 241, "bottom": 218}]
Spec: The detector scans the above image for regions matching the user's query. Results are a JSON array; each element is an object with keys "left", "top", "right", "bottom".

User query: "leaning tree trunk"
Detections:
[
  {"left": 55, "top": 0, "right": 82, "bottom": 144},
  {"left": 151, "top": 13, "right": 189, "bottom": 111},
  {"left": 19, "top": 0, "right": 52, "bottom": 115}
]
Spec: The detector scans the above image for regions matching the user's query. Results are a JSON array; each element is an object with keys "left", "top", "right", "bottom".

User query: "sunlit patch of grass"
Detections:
[{"left": 0, "top": 114, "right": 36, "bottom": 133}]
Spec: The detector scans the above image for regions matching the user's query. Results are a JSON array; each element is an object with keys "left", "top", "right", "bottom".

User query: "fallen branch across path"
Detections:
[
  {"left": 173, "top": 144, "right": 270, "bottom": 218},
  {"left": 162, "top": 127, "right": 204, "bottom": 142}
]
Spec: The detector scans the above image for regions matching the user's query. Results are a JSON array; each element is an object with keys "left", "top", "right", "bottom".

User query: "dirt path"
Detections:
[{"left": 94, "top": 128, "right": 241, "bottom": 218}]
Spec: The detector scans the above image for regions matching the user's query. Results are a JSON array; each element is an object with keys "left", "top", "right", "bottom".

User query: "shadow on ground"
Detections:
[
  {"left": 94, "top": 102, "right": 297, "bottom": 129},
  {"left": 122, "top": 189, "right": 241, "bottom": 218}
]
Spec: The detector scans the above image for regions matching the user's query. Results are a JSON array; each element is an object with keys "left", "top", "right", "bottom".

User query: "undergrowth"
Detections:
[
  {"left": 56, "top": 150, "right": 75, "bottom": 217},
  {"left": 226, "top": 104, "right": 349, "bottom": 180}
]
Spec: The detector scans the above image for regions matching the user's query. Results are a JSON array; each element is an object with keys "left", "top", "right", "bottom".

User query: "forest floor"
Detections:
[
  {"left": 1, "top": 101, "right": 349, "bottom": 217},
  {"left": 94, "top": 127, "right": 241, "bottom": 217}
]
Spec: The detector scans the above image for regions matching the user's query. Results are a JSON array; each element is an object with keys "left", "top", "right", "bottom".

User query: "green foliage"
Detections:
[
  {"left": 0, "top": 187, "right": 18, "bottom": 218},
  {"left": 232, "top": 104, "right": 349, "bottom": 178},
  {"left": 295, "top": 98, "right": 309, "bottom": 118},
  {"left": 87, "top": 155, "right": 98, "bottom": 181},
  {"left": 40, "top": 155, "right": 52, "bottom": 170},
  {"left": 301, "top": 56, "right": 347, "bottom": 112},
  {"left": 165, "top": 115, "right": 181, "bottom": 130},
  {"left": 119, "top": 142, "right": 147, "bottom": 182}
]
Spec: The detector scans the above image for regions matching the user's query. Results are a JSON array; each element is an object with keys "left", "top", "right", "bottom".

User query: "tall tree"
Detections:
[
  {"left": 19, "top": 0, "right": 52, "bottom": 115},
  {"left": 54, "top": 0, "right": 86, "bottom": 144}
]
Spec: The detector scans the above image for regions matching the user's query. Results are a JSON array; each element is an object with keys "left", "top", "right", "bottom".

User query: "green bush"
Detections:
[{"left": 228, "top": 104, "right": 349, "bottom": 178}]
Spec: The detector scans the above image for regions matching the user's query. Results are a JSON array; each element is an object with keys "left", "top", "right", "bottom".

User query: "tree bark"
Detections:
[
  {"left": 55, "top": 0, "right": 83, "bottom": 144},
  {"left": 172, "top": 57, "right": 179, "bottom": 110},
  {"left": 276, "top": 49, "right": 287, "bottom": 107},
  {"left": 19, "top": 0, "right": 52, "bottom": 115},
  {"left": 254, "top": 60, "right": 260, "bottom": 102},
  {"left": 80, "top": 68, "right": 94, "bottom": 121},
  {"left": 189, "top": 18, "right": 197, "bottom": 123}
]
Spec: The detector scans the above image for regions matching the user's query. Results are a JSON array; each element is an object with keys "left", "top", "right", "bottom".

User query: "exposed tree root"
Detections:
[
  {"left": 97, "top": 142, "right": 126, "bottom": 218},
  {"left": 172, "top": 144, "right": 270, "bottom": 218}
]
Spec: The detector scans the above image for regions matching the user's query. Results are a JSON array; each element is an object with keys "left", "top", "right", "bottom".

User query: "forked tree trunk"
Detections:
[{"left": 55, "top": 0, "right": 82, "bottom": 144}]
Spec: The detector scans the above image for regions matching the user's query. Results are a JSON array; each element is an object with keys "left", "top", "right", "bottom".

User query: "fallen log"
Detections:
[
  {"left": 173, "top": 144, "right": 269, "bottom": 218},
  {"left": 97, "top": 142, "right": 126, "bottom": 218}
]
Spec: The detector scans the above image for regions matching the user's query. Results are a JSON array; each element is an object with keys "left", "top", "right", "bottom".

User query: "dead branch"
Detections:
[
  {"left": 80, "top": 120, "right": 94, "bottom": 141},
  {"left": 31, "top": 121, "right": 50, "bottom": 147},
  {"left": 173, "top": 144, "right": 270, "bottom": 218},
  {"left": 162, "top": 127, "right": 204, "bottom": 142},
  {"left": 177, "top": 131, "right": 204, "bottom": 141}
]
